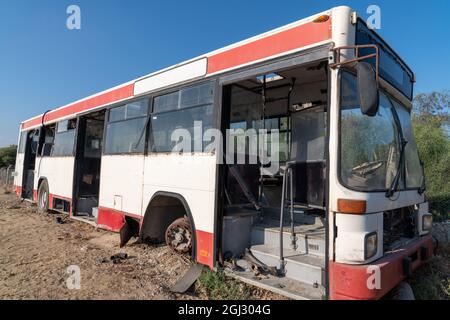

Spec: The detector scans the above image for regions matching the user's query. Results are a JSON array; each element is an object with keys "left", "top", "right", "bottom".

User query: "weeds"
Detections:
[
  {"left": 196, "top": 269, "right": 252, "bottom": 300},
  {"left": 409, "top": 244, "right": 450, "bottom": 300}
]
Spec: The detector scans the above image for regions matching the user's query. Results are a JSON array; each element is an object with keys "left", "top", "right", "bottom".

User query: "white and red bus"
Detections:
[{"left": 14, "top": 6, "right": 434, "bottom": 300}]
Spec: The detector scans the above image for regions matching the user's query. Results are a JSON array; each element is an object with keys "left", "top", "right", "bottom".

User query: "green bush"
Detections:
[
  {"left": 413, "top": 90, "right": 450, "bottom": 220},
  {"left": 0, "top": 145, "right": 17, "bottom": 168}
]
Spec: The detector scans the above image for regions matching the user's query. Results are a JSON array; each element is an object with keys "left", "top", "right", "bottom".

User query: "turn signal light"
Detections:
[
  {"left": 313, "top": 15, "right": 330, "bottom": 23},
  {"left": 337, "top": 199, "right": 366, "bottom": 214}
]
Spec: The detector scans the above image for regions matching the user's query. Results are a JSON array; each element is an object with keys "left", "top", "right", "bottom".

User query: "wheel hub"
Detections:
[{"left": 165, "top": 218, "right": 192, "bottom": 254}]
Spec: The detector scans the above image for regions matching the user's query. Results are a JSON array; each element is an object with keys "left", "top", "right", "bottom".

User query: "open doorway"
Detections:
[
  {"left": 220, "top": 60, "right": 328, "bottom": 299},
  {"left": 223, "top": 61, "right": 328, "bottom": 213},
  {"left": 73, "top": 110, "right": 105, "bottom": 221},
  {"left": 22, "top": 129, "right": 40, "bottom": 200}
]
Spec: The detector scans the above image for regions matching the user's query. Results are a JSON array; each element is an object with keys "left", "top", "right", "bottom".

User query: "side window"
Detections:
[
  {"left": 18, "top": 131, "right": 27, "bottom": 154},
  {"left": 39, "top": 125, "right": 56, "bottom": 157},
  {"left": 52, "top": 119, "right": 77, "bottom": 157},
  {"left": 152, "top": 82, "right": 214, "bottom": 114},
  {"left": 104, "top": 99, "right": 149, "bottom": 154},
  {"left": 84, "top": 119, "right": 104, "bottom": 158},
  {"left": 149, "top": 82, "right": 215, "bottom": 153},
  {"left": 291, "top": 108, "right": 325, "bottom": 163},
  {"left": 153, "top": 91, "right": 179, "bottom": 113}
]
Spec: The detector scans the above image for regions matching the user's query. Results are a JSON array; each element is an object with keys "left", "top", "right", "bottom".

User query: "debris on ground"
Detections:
[
  {"left": 110, "top": 253, "right": 128, "bottom": 264},
  {"left": 56, "top": 217, "right": 65, "bottom": 224},
  {"left": 0, "top": 188, "right": 283, "bottom": 300}
]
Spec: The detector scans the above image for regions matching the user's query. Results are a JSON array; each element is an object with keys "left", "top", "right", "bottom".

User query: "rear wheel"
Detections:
[
  {"left": 37, "top": 180, "right": 49, "bottom": 213},
  {"left": 165, "top": 217, "right": 192, "bottom": 254}
]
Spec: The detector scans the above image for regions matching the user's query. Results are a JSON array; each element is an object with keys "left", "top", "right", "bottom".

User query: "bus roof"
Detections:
[{"left": 22, "top": 8, "right": 337, "bottom": 130}]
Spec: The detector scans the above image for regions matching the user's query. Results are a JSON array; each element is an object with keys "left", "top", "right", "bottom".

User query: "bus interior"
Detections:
[
  {"left": 220, "top": 60, "right": 328, "bottom": 299},
  {"left": 73, "top": 110, "right": 106, "bottom": 221}
]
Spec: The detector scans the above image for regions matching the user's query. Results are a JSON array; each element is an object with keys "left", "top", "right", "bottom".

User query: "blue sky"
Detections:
[{"left": 0, "top": 0, "right": 449, "bottom": 147}]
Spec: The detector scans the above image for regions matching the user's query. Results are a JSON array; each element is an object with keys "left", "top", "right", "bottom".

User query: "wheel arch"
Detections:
[
  {"left": 140, "top": 191, "right": 197, "bottom": 260},
  {"left": 37, "top": 176, "right": 49, "bottom": 191}
]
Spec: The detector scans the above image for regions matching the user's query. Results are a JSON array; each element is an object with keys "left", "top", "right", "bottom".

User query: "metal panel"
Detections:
[{"left": 134, "top": 58, "right": 208, "bottom": 96}]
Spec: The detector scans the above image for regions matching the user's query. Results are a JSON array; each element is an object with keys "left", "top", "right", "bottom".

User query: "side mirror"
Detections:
[{"left": 357, "top": 62, "right": 379, "bottom": 117}]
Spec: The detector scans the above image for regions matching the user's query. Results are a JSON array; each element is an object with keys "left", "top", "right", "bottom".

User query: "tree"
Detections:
[
  {"left": 0, "top": 145, "right": 17, "bottom": 168},
  {"left": 413, "top": 90, "right": 449, "bottom": 127},
  {"left": 412, "top": 90, "right": 450, "bottom": 220}
]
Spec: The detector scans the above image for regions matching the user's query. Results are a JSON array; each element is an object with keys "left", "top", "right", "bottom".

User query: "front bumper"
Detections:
[{"left": 330, "top": 234, "right": 434, "bottom": 300}]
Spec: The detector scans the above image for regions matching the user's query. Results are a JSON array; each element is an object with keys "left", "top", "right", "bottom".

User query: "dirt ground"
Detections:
[
  {"left": 1, "top": 187, "right": 447, "bottom": 300},
  {"left": 0, "top": 188, "right": 281, "bottom": 300}
]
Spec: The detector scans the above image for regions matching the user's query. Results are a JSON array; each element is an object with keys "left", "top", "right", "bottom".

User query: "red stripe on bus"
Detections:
[
  {"left": 48, "top": 194, "right": 73, "bottom": 214},
  {"left": 22, "top": 83, "right": 135, "bottom": 130},
  {"left": 207, "top": 19, "right": 331, "bottom": 74},
  {"left": 196, "top": 230, "right": 214, "bottom": 269},
  {"left": 97, "top": 207, "right": 126, "bottom": 232},
  {"left": 97, "top": 206, "right": 142, "bottom": 232},
  {"left": 15, "top": 185, "right": 22, "bottom": 197}
]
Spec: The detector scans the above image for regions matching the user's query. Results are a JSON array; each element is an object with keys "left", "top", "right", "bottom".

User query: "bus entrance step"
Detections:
[
  {"left": 251, "top": 220, "right": 325, "bottom": 257},
  {"left": 227, "top": 259, "right": 323, "bottom": 300},
  {"left": 249, "top": 244, "right": 324, "bottom": 287}
]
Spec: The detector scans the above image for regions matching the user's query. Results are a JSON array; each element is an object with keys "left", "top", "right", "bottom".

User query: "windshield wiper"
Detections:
[{"left": 385, "top": 108, "right": 407, "bottom": 198}]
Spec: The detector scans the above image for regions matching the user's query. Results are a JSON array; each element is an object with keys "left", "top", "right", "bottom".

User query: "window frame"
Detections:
[
  {"left": 38, "top": 124, "right": 56, "bottom": 158},
  {"left": 50, "top": 119, "right": 77, "bottom": 157},
  {"left": 148, "top": 80, "right": 216, "bottom": 154},
  {"left": 18, "top": 131, "right": 28, "bottom": 154},
  {"left": 337, "top": 69, "right": 407, "bottom": 193},
  {"left": 354, "top": 18, "right": 414, "bottom": 100},
  {"left": 103, "top": 97, "right": 151, "bottom": 156},
  {"left": 152, "top": 81, "right": 215, "bottom": 114},
  {"left": 230, "top": 114, "right": 292, "bottom": 163},
  {"left": 385, "top": 93, "right": 423, "bottom": 191}
]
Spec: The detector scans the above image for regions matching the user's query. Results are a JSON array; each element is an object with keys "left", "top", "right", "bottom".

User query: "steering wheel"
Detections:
[{"left": 351, "top": 160, "right": 384, "bottom": 178}]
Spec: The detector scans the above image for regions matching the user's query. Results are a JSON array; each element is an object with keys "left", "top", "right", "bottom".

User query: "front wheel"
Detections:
[
  {"left": 390, "top": 282, "right": 415, "bottom": 300},
  {"left": 37, "top": 180, "right": 49, "bottom": 213},
  {"left": 165, "top": 217, "right": 192, "bottom": 254}
]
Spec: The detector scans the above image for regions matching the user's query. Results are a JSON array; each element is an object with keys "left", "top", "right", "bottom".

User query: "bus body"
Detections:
[{"left": 13, "top": 6, "right": 434, "bottom": 300}]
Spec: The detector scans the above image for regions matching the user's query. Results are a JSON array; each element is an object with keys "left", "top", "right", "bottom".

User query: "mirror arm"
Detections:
[{"left": 329, "top": 44, "right": 380, "bottom": 83}]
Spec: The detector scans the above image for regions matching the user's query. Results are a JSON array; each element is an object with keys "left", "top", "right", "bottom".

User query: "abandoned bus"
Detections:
[{"left": 13, "top": 6, "right": 434, "bottom": 300}]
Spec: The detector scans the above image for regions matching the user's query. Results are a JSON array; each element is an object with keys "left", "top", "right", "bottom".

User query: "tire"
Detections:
[
  {"left": 37, "top": 180, "right": 50, "bottom": 213},
  {"left": 390, "top": 282, "right": 415, "bottom": 300},
  {"left": 165, "top": 217, "right": 193, "bottom": 254}
]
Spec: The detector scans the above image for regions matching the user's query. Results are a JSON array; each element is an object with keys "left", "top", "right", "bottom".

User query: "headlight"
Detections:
[
  {"left": 365, "top": 232, "right": 378, "bottom": 260},
  {"left": 422, "top": 214, "right": 433, "bottom": 232}
]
